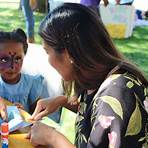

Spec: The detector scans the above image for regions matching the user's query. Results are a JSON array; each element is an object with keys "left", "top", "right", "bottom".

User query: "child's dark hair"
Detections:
[{"left": 0, "top": 28, "right": 28, "bottom": 54}]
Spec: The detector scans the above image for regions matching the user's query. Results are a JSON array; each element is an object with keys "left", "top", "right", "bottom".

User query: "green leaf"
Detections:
[
  {"left": 126, "top": 81, "right": 134, "bottom": 88},
  {"left": 144, "top": 88, "right": 148, "bottom": 96},
  {"left": 138, "top": 137, "right": 145, "bottom": 142},
  {"left": 125, "top": 100, "right": 142, "bottom": 136},
  {"left": 110, "top": 74, "right": 121, "bottom": 80},
  {"left": 124, "top": 76, "right": 141, "bottom": 86},
  {"left": 100, "top": 96, "right": 123, "bottom": 119},
  {"left": 82, "top": 134, "right": 87, "bottom": 143}
]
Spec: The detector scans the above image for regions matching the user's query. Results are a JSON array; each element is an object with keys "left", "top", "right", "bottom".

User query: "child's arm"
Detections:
[{"left": 0, "top": 97, "right": 8, "bottom": 121}]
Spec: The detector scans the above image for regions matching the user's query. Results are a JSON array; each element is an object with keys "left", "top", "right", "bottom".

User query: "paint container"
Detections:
[{"left": 1, "top": 122, "right": 9, "bottom": 148}]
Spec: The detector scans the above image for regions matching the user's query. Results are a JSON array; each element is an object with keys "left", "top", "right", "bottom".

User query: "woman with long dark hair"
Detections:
[{"left": 28, "top": 3, "right": 148, "bottom": 148}]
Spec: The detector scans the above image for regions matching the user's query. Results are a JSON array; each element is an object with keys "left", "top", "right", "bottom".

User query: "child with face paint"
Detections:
[{"left": 0, "top": 28, "right": 49, "bottom": 121}]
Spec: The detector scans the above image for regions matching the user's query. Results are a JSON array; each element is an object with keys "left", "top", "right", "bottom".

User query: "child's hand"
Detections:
[
  {"left": 14, "top": 102, "right": 25, "bottom": 110},
  {"left": 0, "top": 97, "right": 8, "bottom": 121}
]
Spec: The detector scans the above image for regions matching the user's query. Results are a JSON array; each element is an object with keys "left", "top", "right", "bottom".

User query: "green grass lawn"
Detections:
[
  {"left": 0, "top": 2, "right": 148, "bottom": 144},
  {"left": 114, "top": 27, "right": 148, "bottom": 77},
  {"left": 0, "top": 2, "right": 45, "bottom": 44}
]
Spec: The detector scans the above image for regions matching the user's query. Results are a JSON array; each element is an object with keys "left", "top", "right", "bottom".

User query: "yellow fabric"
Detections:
[
  {"left": 105, "top": 24, "right": 126, "bottom": 38},
  {"left": 9, "top": 134, "right": 34, "bottom": 148}
]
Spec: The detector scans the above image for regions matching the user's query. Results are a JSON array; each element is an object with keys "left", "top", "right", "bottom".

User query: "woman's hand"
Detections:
[
  {"left": 30, "top": 96, "right": 67, "bottom": 121},
  {"left": 27, "top": 122, "right": 75, "bottom": 148},
  {"left": 27, "top": 122, "right": 56, "bottom": 147},
  {"left": 0, "top": 97, "right": 7, "bottom": 121}
]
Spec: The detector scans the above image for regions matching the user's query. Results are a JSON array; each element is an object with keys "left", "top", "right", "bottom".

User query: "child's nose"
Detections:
[{"left": 10, "top": 60, "right": 14, "bottom": 69}]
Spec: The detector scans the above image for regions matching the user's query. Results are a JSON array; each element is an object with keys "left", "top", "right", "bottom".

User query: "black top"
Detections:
[{"left": 75, "top": 73, "right": 147, "bottom": 148}]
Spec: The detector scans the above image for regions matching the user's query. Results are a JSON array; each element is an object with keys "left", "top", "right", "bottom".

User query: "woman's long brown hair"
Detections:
[{"left": 39, "top": 3, "right": 148, "bottom": 95}]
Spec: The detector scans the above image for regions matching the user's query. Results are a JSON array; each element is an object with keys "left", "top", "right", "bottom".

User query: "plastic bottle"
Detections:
[{"left": 1, "top": 122, "right": 9, "bottom": 148}]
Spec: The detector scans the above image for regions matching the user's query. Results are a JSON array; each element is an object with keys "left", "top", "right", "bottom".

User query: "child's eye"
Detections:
[
  {"left": 14, "top": 58, "right": 22, "bottom": 64},
  {"left": 0, "top": 57, "right": 9, "bottom": 63}
]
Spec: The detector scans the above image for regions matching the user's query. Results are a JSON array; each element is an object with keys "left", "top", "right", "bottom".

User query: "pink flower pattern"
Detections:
[
  {"left": 108, "top": 131, "right": 117, "bottom": 148},
  {"left": 144, "top": 99, "right": 148, "bottom": 113},
  {"left": 98, "top": 115, "right": 115, "bottom": 129}
]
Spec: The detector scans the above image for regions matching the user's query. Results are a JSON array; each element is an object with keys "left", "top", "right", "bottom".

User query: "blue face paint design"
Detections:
[{"left": 0, "top": 53, "right": 23, "bottom": 69}]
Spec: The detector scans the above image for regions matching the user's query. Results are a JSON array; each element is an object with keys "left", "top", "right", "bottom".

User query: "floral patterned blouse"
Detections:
[{"left": 75, "top": 72, "right": 148, "bottom": 148}]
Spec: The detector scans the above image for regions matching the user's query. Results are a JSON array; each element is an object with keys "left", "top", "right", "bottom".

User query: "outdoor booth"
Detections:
[{"left": 100, "top": 5, "right": 135, "bottom": 38}]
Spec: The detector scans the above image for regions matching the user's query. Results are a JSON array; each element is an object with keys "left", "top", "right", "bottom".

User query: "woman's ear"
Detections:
[{"left": 63, "top": 49, "right": 73, "bottom": 64}]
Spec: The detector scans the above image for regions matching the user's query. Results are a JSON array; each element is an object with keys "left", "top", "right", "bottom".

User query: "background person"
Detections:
[
  {"left": 80, "top": 0, "right": 109, "bottom": 15},
  {"left": 21, "top": 0, "right": 35, "bottom": 43}
]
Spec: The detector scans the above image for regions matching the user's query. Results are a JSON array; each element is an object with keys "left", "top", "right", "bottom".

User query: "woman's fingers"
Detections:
[
  {"left": 30, "top": 104, "right": 44, "bottom": 120},
  {"left": 26, "top": 125, "right": 39, "bottom": 146},
  {"left": 33, "top": 109, "right": 48, "bottom": 120}
]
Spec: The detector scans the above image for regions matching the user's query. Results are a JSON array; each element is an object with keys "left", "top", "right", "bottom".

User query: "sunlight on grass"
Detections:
[
  {"left": 113, "top": 26, "right": 148, "bottom": 77},
  {"left": 0, "top": 3, "right": 45, "bottom": 44}
]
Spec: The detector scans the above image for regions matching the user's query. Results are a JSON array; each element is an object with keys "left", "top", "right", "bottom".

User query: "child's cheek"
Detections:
[{"left": 14, "top": 63, "right": 23, "bottom": 71}]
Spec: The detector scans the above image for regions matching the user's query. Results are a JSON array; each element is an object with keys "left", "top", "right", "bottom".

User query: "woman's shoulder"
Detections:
[
  {"left": 92, "top": 73, "right": 147, "bottom": 119},
  {"left": 103, "top": 72, "right": 143, "bottom": 90},
  {"left": 94, "top": 72, "right": 146, "bottom": 101}
]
